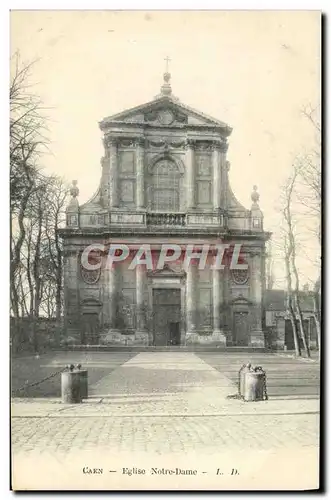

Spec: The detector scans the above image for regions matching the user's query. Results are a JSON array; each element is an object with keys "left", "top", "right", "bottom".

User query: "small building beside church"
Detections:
[
  {"left": 264, "top": 289, "right": 319, "bottom": 351},
  {"left": 60, "top": 71, "right": 271, "bottom": 347}
]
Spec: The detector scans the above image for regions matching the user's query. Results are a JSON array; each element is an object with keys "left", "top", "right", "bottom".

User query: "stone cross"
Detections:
[{"left": 164, "top": 56, "right": 171, "bottom": 73}]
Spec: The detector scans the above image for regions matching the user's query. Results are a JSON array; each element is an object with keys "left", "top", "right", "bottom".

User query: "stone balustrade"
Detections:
[
  {"left": 146, "top": 212, "right": 186, "bottom": 226},
  {"left": 65, "top": 211, "right": 228, "bottom": 229}
]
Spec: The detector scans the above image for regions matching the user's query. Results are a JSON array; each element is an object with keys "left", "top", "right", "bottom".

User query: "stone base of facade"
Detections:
[
  {"left": 64, "top": 329, "right": 268, "bottom": 348},
  {"left": 211, "top": 329, "right": 227, "bottom": 346},
  {"left": 100, "top": 329, "right": 123, "bottom": 345},
  {"left": 249, "top": 329, "right": 265, "bottom": 348},
  {"left": 101, "top": 329, "right": 149, "bottom": 346},
  {"left": 185, "top": 330, "right": 227, "bottom": 346}
]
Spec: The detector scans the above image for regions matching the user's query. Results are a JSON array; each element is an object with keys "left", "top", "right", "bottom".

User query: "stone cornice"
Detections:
[
  {"left": 103, "top": 136, "right": 145, "bottom": 148},
  {"left": 58, "top": 226, "right": 271, "bottom": 241},
  {"left": 101, "top": 120, "right": 231, "bottom": 135},
  {"left": 103, "top": 135, "right": 229, "bottom": 152}
]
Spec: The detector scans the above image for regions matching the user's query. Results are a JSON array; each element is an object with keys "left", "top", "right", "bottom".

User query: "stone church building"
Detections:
[{"left": 61, "top": 71, "right": 271, "bottom": 347}]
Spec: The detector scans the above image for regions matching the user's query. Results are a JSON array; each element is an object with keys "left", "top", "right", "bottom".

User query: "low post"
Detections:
[
  {"left": 61, "top": 364, "right": 82, "bottom": 404},
  {"left": 243, "top": 366, "right": 268, "bottom": 402},
  {"left": 238, "top": 362, "right": 252, "bottom": 397},
  {"left": 76, "top": 364, "right": 88, "bottom": 399}
]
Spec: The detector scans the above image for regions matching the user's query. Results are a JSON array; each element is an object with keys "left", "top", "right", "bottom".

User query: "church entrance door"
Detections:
[
  {"left": 233, "top": 311, "right": 249, "bottom": 346},
  {"left": 153, "top": 289, "right": 181, "bottom": 346},
  {"left": 81, "top": 313, "right": 100, "bottom": 345}
]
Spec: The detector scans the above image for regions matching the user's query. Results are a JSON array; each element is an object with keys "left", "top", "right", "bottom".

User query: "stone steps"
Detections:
[{"left": 53, "top": 345, "right": 269, "bottom": 353}]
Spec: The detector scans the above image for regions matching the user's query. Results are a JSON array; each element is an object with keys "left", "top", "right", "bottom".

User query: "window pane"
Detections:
[{"left": 151, "top": 159, "right": 180, "bottom": 211}]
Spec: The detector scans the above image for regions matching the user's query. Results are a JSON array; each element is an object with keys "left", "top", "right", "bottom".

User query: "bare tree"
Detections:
[
  {"left": 10, "top": 54, "right": 72, "bottom": 353},
  {"left": 10, "top": 53, "right": 48, "bottom": 319},
  {"left": 43, "top": 176, "right": 69, "bottom": 340},
  {"left": 283, "top": 232, "right": 301, "bottom": 357},
  {"left": 280, "top": 167, "right": 314, "bottom": 357},
  {"left": 300, "top": 105, "right": 321, "bottom": 354}
]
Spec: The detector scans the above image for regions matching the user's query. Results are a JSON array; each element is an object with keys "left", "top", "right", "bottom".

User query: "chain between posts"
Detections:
[
  {"left": 263, "top": 372, "right": 268, "bottom": 401},
  {"left": 12, "top": 367, "right": 68, "bottom": 395},
  {"left": 254, "top": 366, "right": 268, "bottom": 401}
]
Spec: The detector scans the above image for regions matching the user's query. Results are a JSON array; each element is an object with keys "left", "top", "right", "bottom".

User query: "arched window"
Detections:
[{"left": 150, "top": 159, "right": 180, "bottom": 211}]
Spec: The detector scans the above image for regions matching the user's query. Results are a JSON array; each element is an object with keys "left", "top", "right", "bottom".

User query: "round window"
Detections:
[{"left": 231, "top": 269, "right": 249, "bottom": 285}]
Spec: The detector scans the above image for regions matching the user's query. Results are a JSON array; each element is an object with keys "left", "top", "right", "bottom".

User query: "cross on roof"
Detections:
[{"left": 164, "top": 56, "right": 171, "bottom": 73}]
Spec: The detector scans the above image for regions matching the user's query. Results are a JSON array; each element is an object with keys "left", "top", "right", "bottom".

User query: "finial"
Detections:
[
  {"left": 70, "top": 180, "right": 79, "bottom": 198},
  {"left": 160, "top": 56, "right": 172, "bottom": 96},
  {"left": 251, "top": 185, "right": 260, "bottom": 205}
]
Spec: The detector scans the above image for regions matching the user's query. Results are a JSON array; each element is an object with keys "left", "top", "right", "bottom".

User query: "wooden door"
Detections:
[
  {"left": 82, "top": 313, "right": 99, "bottom": 345},
  {"left": 153, "top": 289, "right": 181, "bottom": 346},
  {"left": 169, "top": 322, "right": 181, "bottom": 345},
  {"left": 233, "top": 312, "right": 249, "bottom": 346}
]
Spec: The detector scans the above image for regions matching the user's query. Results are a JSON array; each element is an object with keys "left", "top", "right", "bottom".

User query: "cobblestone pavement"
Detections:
[
  {"left": 197, "top": 352, "right": 320, "bottom": 398},
  {"left": 12, "top": 352, "right": 320, "bottom": 457},
  {"left": 12, "top": 413, "right": 319, "bottom": 456},
  {"left": 11, "top": 352, "right": 136, "bottom": 398}
]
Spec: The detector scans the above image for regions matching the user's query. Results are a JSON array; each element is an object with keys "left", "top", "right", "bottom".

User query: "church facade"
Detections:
[{"left": 60, "top": 72, "right": 271, "bottom": 347}]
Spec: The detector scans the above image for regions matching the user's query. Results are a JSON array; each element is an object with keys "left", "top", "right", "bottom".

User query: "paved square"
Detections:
[{"left": 12, "top": 351, "right": 320, "bottom": 457}]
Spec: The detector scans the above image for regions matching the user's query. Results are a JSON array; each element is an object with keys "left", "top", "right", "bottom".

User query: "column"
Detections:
[
  {"left": 186, "top": 264, "right": 197, "bottom": 343},
  {"left": 63, "top": 249, "right": 80, "bottom": 342},
  {"left": 213, "top": 143, "right": 221, "bottom": 210},
  {"left": 102, "top": 261, "right": 121, "bottom": 344},
  {"left": 222, "top": 265, "right": 231, "bottom": 342},
  {"left": 109, "top": 138, "right": 118, "bottom": 208},
  {"left": 249, "top": 252, "right": 265, "bottom": 347},
  {"left": 100, "top": 139, "right": 109, "bottom": 207},
  {"left": 186, "top": 140, "right": 195, "bottom": 210},
  {"left": 136, "top": 139, "right": 145, "bottom": 209},
  {"left": 219, "top": 142, "right": 227, "bottom": 210},
  {"left": 135, "top": 265, "right": 149, "bottom": 345},
  {"left": 212, "top": 267, "right": 227, "bottom": 345}
]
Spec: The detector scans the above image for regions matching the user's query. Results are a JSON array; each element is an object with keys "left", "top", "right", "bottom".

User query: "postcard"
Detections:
[{"left": 10, "top": 10, "right": 321, "bottom": 491}]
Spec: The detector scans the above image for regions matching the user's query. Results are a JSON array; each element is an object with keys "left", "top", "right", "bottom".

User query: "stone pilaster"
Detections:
[
  {"left": 136, "top": 139, "right": 145, "bottom": 209},
  {"left": 222, "top": 264, "right": 231, "bottom": 343},
  {"left": 186, "top": 140, "right": 195, "bottom": 210},
  {"left": 213, "top": 143, "right": 221, "bottom": 210},
  {"left": 212, "top": 267, "right": 227, "bottom": 345},
  {"left": 101, "top": 254, "right": 110, "bottom": 325},
  {"left": 102, "top": 262, "right": 121, "bottom": 343},
  {"left": 186, "top": 264, "right": 198, "bottom": 343},
  {"left": 63, "top": 250, "right": 80, "bottom": 342},
  {"left": 219, "top": 142, "right": 228, "bottom": 209},
  {"left": 109, "top": 138, "right": 118, "bottom": 208},
  {"left": 249, "top": 252, "right": 265, "bottom": 347},
  {"left": 135, "top": 265, "right": 149, "bottom": 345}
]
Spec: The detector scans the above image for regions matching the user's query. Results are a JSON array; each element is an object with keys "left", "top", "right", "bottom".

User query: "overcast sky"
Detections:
[{"left": 10, "top": 10, "right": 320, "bottom": 286}]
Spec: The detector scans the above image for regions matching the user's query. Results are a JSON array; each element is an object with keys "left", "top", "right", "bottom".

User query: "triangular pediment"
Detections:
[
  {"left": 148, "top": 264, "right": 186, "bottom": 278},
  {"left": 100, "top": 95, "right": 232, "bottom": 133}
]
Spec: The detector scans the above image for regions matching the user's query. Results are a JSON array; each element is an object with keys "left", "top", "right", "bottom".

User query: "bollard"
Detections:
[
  {"left": 243, "top": 366, "right": 266, "bottom": 402},
  {"left": 76, "top": 364, "right": 88, "bottom": 399},
  {"left": 238, "top": 363, "right": 251, "bottom": 397},
  {"left": 61, "top": 365, "right": 82, "bottom": 404}
]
